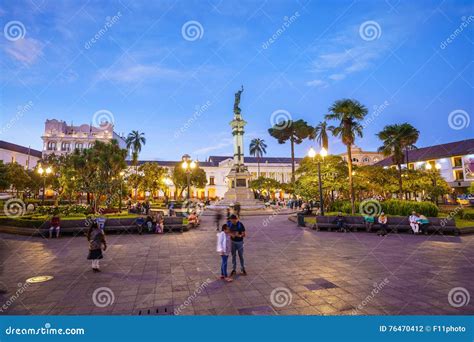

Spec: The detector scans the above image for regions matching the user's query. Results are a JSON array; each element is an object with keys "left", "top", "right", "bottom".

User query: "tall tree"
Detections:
[
  {"left": 0, "top": 161, "right": 9, "bottom": 191},
  {"left": 249, "top": 138, "right": 267, "bottom": 178},
  {"left": 139, "top": 162, "right": 167, "bottom": 198},
  {"left": 268, "top": 119, "right": 314, "bottom": 184},
  {"left": 314, "top": 121, "right": 329, "bottom": 150},
  {"left": 377, "top": 123, "right": 420, "bottom": 197},
  {"left": 126, "top": 130, "right": 146, "bottom": 200},
  {"left": 171, "top": 163, "right": 207, "bottom": 199},
  {"left": 326, "top": 99, "right": 368, "bottom": 214}
]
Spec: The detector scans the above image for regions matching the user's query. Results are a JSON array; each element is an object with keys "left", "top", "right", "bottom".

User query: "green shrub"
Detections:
[{"left": 329, "top": 199, "right": 439, "bottom": 217}]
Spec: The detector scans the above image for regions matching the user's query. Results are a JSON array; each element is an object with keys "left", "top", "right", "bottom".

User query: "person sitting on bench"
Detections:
[
  {"left": 49, "top": 215, "right": 61, "bottom": 238},
  {"left": 409, "top": 211, "right": 420, "bottom": 234},
  {"left": 417, "top": 214, "right": 430, "bottom": 235},
  {"left": 377, "top": 212, "right": 388, "bottom": 236},
  {"left": 363, "top": 214, "right": 375, "bottom": 232},
  {"left": 333, "top": 212, "right": 348, "bottom": 232}
]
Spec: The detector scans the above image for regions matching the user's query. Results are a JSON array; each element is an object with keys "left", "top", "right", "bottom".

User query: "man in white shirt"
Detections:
[{"left": 409, "top": 211, "right": 419, "bottom": 234}]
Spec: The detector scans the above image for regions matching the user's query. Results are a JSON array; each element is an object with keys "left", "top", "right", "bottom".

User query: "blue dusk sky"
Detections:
[{"left": 0, "top": 0, "right": 473, "bottom": 161}]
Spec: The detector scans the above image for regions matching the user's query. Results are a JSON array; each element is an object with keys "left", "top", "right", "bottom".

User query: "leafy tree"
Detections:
[
  {"left": 249, "top": 176, "right": 281, "bottom": 198},
  {"left": 326, "top": 99, "right": 368, "bottom": 214},
  {"left": 138, "top": 162, "right": 167, "bottom": 198},
  {"left": 126, "top": 130, "right": 146, "bottom": 200},
  {"left": 0, "top": 161, "right": 9, "bottom": 191},
  {"left": 314, "top": 121, "right": 329, "bottom": 150},
  {"left": 171, "top": 163, "right": 207, "bottom": 199},
  {"left": 268, "top": 119, "right": 314, "bottom": 184},
  {"left": 249, "top": 138, "right": 267, "bottom": 177},
  {"left": 6, "top": 162, "right": 30, "bottom": 195},
  {"left": 377, "top": 123, "right": 420, "bottom": 197}
]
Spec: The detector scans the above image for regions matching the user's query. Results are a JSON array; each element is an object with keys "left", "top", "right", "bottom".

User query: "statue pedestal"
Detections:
[{"left": 219, "top": 167, "right": 265, "bottom": 209}]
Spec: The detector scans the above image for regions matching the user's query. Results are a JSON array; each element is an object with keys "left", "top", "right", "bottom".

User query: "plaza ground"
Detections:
[{"left": 1, "top": 213, "right": 473, "bottom": 315}]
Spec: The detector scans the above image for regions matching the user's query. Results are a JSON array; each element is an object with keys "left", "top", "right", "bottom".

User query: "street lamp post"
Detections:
[
  {"left": 163, "top": 176, "right": 173, "bottom": 201},
  {"left": 119, "top": 171, "right": 125, "bottom": 213},
  {"left": 308, "top": 147, "right": 327, "bottom": 216},
  {"left": 181, "top": 157, "right": 197, "bottom": 200},
  {"left": 37, "top": 165, "right": 52, "bottom": 205}
]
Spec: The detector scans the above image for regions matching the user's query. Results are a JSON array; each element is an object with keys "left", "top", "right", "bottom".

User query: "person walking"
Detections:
[
  {"left": 227, "top": 214, "right": 246, "bottom": 276},
  {"left": 215, "top": 210, "right": 223, "bottom": 231},
  {"left": 87, "top": 222, "right": 107, "bottom": 272},
  {"left": 216, "top": 224, "right": 233, "bottom": 282}
]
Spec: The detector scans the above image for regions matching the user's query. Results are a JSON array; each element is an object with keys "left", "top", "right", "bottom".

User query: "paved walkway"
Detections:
[{"left": 1, "top": 214, "right": 473, "bottom": 315}]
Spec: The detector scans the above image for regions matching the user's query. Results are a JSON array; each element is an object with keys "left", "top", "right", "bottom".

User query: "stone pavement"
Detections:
[{"left": 1, "top": 213, "right": 473, "bottom": 316}]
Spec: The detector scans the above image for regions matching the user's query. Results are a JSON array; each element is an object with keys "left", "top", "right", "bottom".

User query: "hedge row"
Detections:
[{"left": 328, "top": 199, "right": 439, "bottom": 217}]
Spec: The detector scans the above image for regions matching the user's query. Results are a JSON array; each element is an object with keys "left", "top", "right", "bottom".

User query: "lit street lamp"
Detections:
[
  {"left": 37, "top": 165, "right": 53, "bottom": 204},
  {"left": 181, "top": 157, "right": 197, "bottom": 200},
  {"left": 163, "top": 176, "right": 173, "bottom": 201},
  {"left": 426, "top": 163, "right": 441, "bottom": 204},
  {"left": 308, "top": 147, "right": 327, "bottom": 216}
]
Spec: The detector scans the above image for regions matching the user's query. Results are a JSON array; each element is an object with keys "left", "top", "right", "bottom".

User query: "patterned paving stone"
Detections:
[{"left": 1, "top": 214, "right": 473, "bottom": 315}]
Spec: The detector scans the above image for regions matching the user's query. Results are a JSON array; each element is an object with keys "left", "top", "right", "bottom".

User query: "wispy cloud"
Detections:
[
  {"left": 4, "top": 38, "right": 44, "bottom": 64},
  {"left": 306, "top": 79, "right": 328, "bottom": 88},
  {"left": 193, "top": 138, "right": 234, "bottom": 155},
  {"left": 98, "top": 63, "right": 184, "bottom": 83}
]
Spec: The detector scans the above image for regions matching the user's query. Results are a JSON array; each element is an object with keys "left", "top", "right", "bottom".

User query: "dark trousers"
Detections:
[
  {"left": 221, "top": 255, "right": 228, "bottom": 277},
  {"left": 231, "top": 241, "right": 245, "bottom": 271},
  {"left": 378, "top": 224, "right": 387, "bottom": 235}
]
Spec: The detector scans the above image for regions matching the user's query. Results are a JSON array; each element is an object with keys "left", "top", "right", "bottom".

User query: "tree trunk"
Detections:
[
  {"left": 397, "top": 163, "right": 403, "bottom": 199},
  {"left": 290, "top": 136, "right": 295, "bottom": 184},
  {"left": 134, "top": 164, "right": 138, "bottom": 201},
  {"left": 346, "top": 144, "right": 355, "bottom": 214},
  {"left": 257, "top": 156, "right": 260, "bottom": 178}
]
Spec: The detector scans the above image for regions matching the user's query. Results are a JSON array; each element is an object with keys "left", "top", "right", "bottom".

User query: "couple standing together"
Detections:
[{"left": 216, "top": 214, "right": 246, "bottom": 282}]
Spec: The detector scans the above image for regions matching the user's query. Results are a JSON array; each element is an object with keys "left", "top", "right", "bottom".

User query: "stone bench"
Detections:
[{"left": 310, "top": 215, "right": 459, "bottom": 235}]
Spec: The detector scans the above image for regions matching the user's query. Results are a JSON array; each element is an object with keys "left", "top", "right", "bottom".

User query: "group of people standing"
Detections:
[{"left": 216, "top": 214, "right": 246, "bottom": 282}]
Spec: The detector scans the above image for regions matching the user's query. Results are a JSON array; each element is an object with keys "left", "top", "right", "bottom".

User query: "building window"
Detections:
[
  {"left": 362, "top": 157, "right": 370, "bottom": 163},
  {"left": 209, "top": 176, "right": 215, "bottom": 185},
  {"left": 61, "top": 142, "right": 70, "bottom": 151},
  {"left": 454, "top": 170, "right": 464, "bottom": 181},
  {"left": 452, "top": 157, "right": 462, "bottom": 168},
  {"left": 408, "top": 163, "right": 414, "bottom": 169},
  {"left": 75, "top": 143, "right": 83, "bottom": 150},
  {"left": 47, "top": 141, "right": 56, "bottom": 151},
  {"left": 269, "top": 172, "right": 276, "bottom": 179},
  {"left": 352, "top": 158, "right": 359, "bottom": 162},
  {"left": 373, "top": 158, "right": 379, "bottom": 162}
]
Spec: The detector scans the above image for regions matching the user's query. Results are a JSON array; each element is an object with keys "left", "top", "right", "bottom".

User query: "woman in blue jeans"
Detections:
[{"left": 216, "top": 224, "right": 233, "bottom": 282}]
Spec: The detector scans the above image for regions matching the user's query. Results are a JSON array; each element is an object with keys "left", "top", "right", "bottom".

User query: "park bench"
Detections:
[{"left": 309, "top": 215, "right": 459, "bottom": 235}]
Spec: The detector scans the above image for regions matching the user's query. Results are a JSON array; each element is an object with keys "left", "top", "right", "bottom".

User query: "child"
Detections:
[
  {"left": 87, "top": 222, "right": 107, "bottom": 272},
  {"left": 216, "top": 224, "right": 233, "bottom": 282},
  {"left": 377, "top": 212, "right": 388, "bottom": 236},
  {"left": 49, "top": 215, "right": 60, "bottom": 239}
]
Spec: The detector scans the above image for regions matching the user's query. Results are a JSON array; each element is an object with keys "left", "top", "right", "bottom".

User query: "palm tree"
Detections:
[
  {"left": 377, "top": 123, "right": 420, "bottom": 198},
  {"left": 325, "top": 99, "right": 368, "bottom": 214},
  {"left": 314, "top": 121, "right": 329, "bottom": 150},
  {"left": 126, "top": 130, "right": 146, "bottom": 200},
  {"left": 249, "top": 138, "right": 267, "bottom": 178},
  {"left": 268, "top": 119, "right": 314, "bottom": 184}
]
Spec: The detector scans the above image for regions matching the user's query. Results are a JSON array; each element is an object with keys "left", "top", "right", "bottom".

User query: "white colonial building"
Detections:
[
  {"left": 41, "top": 119, "right": 126, "bottom": 157},
  {"left": 0, "top": 140, "right": 42, "bottom": 170},
  {"left": 376, "top": 139, "right": 474, "bottom": 193},
  {"left": 338, "top": 145, "right": 385, "bottom": 166},
  {"left": 133, "top": 155, "right": 301, "bottom": 200}
]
